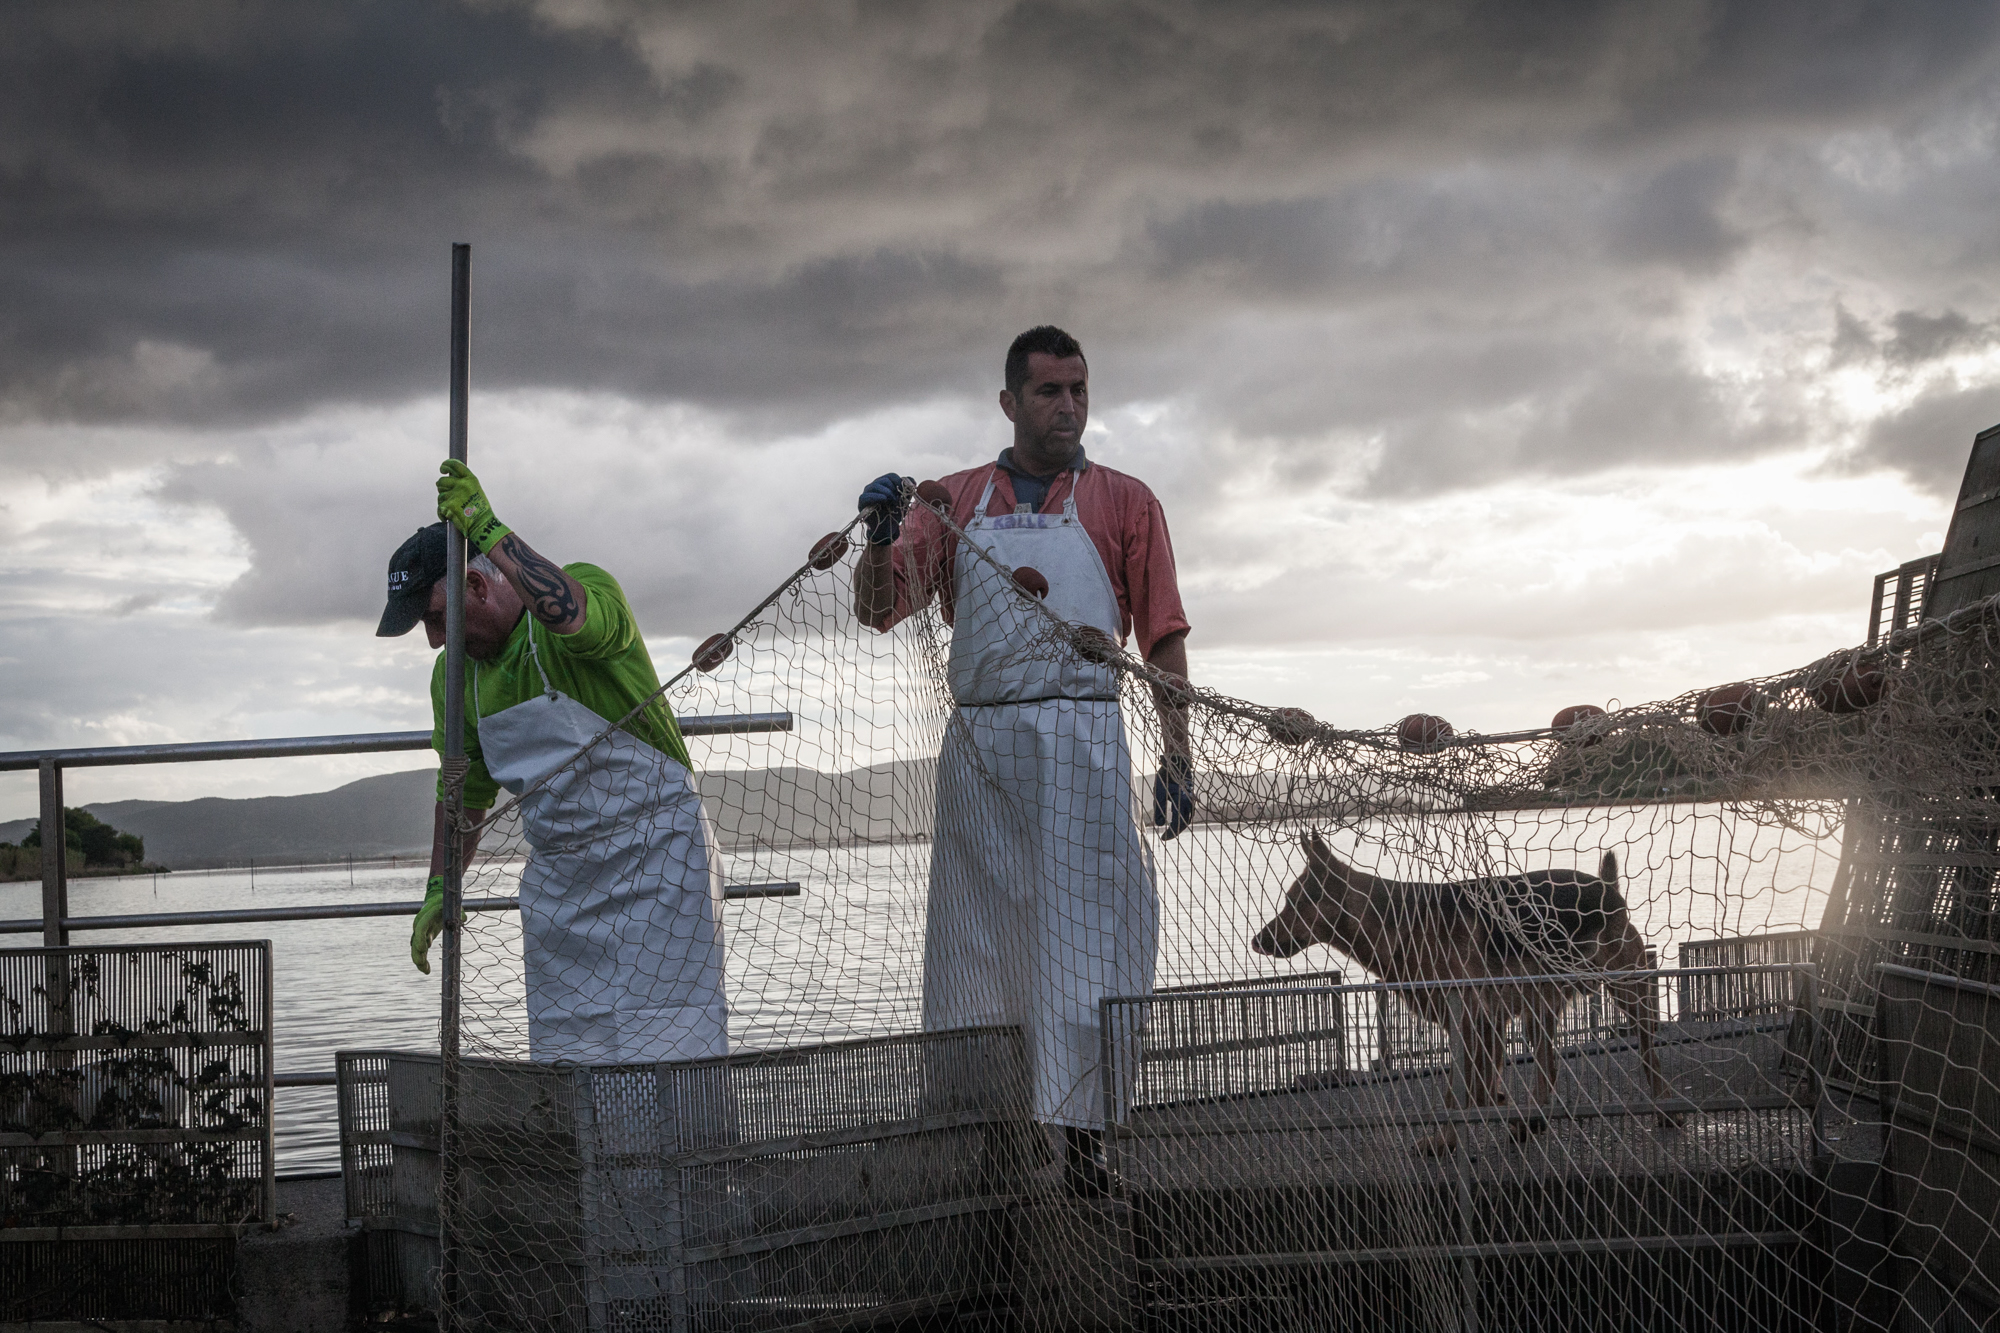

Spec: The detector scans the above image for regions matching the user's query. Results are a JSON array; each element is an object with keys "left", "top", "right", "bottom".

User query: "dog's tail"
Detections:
[{"left": 1597, "top": 851, "right": 1628, "bottom": 916}]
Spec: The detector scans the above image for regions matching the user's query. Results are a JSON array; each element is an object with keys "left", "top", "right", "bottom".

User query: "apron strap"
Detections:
[
  {"left": 474, "top": 621, "right": 559, "bottom": 718},
  {"left": 525, "top": 624, "right": 558, "bottom": 698},
  {"left": 974, "top": 468, "right": 1002, "bottom": 521},
  {"left": 980, "top": 463, "right": 1087, "bottom": 520}
]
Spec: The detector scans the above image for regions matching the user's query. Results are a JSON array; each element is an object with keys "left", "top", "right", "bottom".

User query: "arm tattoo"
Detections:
[{"left": 499, "top": 533, "right": 583, "bottom": 629}]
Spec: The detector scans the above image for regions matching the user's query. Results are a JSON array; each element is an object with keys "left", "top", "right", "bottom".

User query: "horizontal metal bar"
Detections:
[
  {"left": 2, "top": 1033, "right": 265, "bottom": 1054},
  {"left": 1877, "top": 960, "right": 2000, "bottom": 1001},
  {"left": 1116, "top": 1092, "right": 1809, "bottom": 1139},
  {"left": 669, "top": 1107, "right": 1010, "bottom": 1168},
  {"left": 1150, "top": 1229, "right": 1807, "bottom": 1274},
  {"left": 0, "top": 731, "right": 433, "bottom": 771},
  {"left": 0, "top": 712, "right": 791, "bottom": 771},
  {"left": 1677, "top": 929, "right": 1817, "bottom": 953},
  {"left": 1105, "top": 963, "right": 1810, "bottom": 1009},
  {"left": 684, "top": 1194, "right": 1018, "bottom": 1265},
  {"left": 1141, "top": 1028, "right": 1346, "bottom": 1062},
  {"left": 0, "top": 1127, "right": 267, "bottom": 1147},
  {"left": 680, "top": 711, "right": 793, "bottom": 737},
  {"left": 0, "top": 1223, "right": 264, "bottom": 1243},
  {"left": 728, "top": 881, "right": 803, "bottom": 899},
  {"left": 351, "top": 1214, "right": 440, "bottom": 1238},
  {"left": 276, "top": 1071, "right": 341, "bottom": 1088},
  {"left": 0, "top": 896, "right": 516, "bottom": 934},
  {"left": 0, "top": 884, "right": 802, "bottom": 934}
]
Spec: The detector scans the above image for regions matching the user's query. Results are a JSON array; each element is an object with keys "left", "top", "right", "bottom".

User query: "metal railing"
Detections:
[{"left": 0, "top": 714, "right": 792, "bottom": 1096}]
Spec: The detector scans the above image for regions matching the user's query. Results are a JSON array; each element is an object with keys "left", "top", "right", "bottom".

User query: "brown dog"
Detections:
[{"left": 1252, "top": 831, "right": 1668, "bottom": 1153}]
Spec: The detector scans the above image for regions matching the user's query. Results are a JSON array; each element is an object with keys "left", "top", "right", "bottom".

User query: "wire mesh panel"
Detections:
[
  {"left": 336, "top": 1048, "right": 436, "bottom": 1321},
  {"left": 423, "top": 485, "right": 2000, "bottom": 1333},
  {"left": 0, "top": 940, "right": 273, "bottom": 1322}
]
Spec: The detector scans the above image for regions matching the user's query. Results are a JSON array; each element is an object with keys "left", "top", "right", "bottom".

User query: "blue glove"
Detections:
[
  {"left": 1153, "top": 754, "right": 1195, "bottom": 840},
  {"left": 859, "top": 473, "right": 912, "bottom": 546}
]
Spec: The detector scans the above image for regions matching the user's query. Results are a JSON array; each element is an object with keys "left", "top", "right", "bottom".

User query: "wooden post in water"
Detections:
[{"left": 439, "top": 241, "right": 471, "bottom": 1331}]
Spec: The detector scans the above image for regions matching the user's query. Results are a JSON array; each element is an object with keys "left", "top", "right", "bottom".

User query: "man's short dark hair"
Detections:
[{"left": 1005, "top": 326, "right": 1087, "bottom": 397}]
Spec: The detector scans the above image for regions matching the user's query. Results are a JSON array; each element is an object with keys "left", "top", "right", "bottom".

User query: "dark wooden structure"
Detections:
[{"left": 1809, "top": 421, "right": 2000, "bottom": 1330}]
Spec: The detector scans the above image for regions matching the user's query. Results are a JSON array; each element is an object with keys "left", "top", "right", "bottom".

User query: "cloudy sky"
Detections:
[{"left": 4, "top": 0, "right": 1998, "bottom": 818}]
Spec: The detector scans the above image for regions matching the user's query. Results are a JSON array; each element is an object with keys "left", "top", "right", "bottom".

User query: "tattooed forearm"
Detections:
[{"left": 497, "top": 533, "right": 586, "bottom": 632}]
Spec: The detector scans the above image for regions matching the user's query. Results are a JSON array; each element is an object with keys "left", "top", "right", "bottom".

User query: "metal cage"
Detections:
[
  {"left": 0, "top": 940, "right": 274, "bottom": 1322},
  {"left": 340, "top": 1025, "right": 1033, "bottom": 1332},
  {"left": 1100, "top": 966, "right": 1838, "bottom": 1333}
]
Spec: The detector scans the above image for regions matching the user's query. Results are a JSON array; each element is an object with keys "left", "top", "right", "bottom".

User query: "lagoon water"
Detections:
[{"left": 0, "top": 805, "right": 1839, "bottom": 1175}]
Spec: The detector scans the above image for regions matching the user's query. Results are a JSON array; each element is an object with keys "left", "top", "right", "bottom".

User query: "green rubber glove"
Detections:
[
  {"left": 411, "top": 875, "right": 446, "bottom": 975},
  {"left": 436, "top": 460, "right": 512, "bottom": 554}
]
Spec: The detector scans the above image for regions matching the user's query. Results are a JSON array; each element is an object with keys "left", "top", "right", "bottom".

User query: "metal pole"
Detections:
[
  {"left": 261, "top": 940, "right": 277, "bottom": 1228},
  {"left": 39, "top": 758, "right": 68, "bottom": 948},
  {"left": 38, "top": 762, "right": 77, "bottom": 1196},
  {"left": 439, "top": 240, "right": 470, "bottom": 1332}
]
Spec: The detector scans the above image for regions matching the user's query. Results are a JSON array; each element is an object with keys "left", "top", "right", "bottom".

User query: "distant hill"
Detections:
[
  {"left": 0, "top": 760, "right": 940, "bottom": 870},
  {"left": 0, "top": 769, "right": 439, "bottom": 869}
]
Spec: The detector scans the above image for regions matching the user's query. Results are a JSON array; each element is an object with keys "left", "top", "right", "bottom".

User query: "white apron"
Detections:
[
  {"left": 474, "top": 629, "right": 728, "bottom": 1066},
  {"left": 922, "top": 469, "right": 1158, "bottom": 1127}
]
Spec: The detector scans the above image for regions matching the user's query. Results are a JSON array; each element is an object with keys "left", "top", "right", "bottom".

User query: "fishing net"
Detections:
[{"left": 399, "top": 487, "right": 1999, "bottom": 1333}]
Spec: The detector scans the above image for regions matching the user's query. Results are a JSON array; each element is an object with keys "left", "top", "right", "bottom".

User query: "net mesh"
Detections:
[{"left": 423, "top": 491, "right": 1999, "bottom": 1332}]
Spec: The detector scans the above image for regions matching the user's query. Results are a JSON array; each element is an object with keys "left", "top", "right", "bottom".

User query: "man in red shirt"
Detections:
[{"left": 852, "top": 325, "right": 1193, "bottom": 1195}]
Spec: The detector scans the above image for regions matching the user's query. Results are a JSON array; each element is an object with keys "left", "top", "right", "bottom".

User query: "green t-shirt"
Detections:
[{"left": 430, "top": 563, "right": 691, "bottom": 810}]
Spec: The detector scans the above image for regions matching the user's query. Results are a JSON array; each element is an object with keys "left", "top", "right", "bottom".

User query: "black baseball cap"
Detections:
[{"left": 376, "top": 523, "right": 449, "bottom": 637}]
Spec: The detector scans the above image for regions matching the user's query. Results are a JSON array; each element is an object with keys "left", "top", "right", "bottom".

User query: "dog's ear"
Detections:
[
  {"left": 1304, "top": 830, "right": 1335, "bottom": 874},
  {"left": 1601, "top": 851, "right": 1618, "bottom": 884}
]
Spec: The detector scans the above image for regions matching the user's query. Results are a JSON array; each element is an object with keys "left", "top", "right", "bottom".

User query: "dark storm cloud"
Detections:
[
  {"left": 1884, "top": 309, "right": 1997, "bottom": 365},
  {"left": 4, "top": 0, "right": 2000, "bottom": 544},
  {"left": 1855, "top": 380, "right": 2000, "bottom": 495},
  {"left": 1606, "top": 158, "right": 1744, "bottom": 270}
]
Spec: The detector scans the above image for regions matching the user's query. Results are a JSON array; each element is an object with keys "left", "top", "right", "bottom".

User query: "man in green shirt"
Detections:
[{"left": 376, "top": 462, "right": 727, "bottom": 1065}]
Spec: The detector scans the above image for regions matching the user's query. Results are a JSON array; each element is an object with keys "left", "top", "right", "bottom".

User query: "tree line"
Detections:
[{"left": 0, "top": 807, "right": 158, "bottom": 880}]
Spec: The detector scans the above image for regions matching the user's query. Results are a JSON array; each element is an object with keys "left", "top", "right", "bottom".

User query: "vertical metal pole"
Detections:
[
  {"left": 439, "top": 240, "right": 471, "bottom": 1331},
  {"left": 1445, "top": 991, "right": 1480, "bottom": 1333},
  {"left": 39, "top": 759, "right": 68, "bottom": 947},
  {"left": 38, "top": 758, "right": 77, "bottom": 1194},
  {"left": 1377, "top": 988, "right": 1392, "bottom": 1073},
  {"left": 261, "top": 940, "right": 277, "bottom": 1228}
]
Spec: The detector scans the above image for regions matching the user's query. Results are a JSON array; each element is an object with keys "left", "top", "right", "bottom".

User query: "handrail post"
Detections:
[
  {"left": 438, "top": 239, "right": 471, "bottom": 1333},
  {"left": 39, "top": 758, "right": 68, "bottom": 948}
]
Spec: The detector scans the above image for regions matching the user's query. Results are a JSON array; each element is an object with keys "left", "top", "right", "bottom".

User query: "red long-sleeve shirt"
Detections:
[{"left": 880, "top": 456, "right": 1191, "bottom": 659}]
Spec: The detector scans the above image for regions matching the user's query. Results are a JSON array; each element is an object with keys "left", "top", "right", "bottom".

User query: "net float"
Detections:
[
  {"left": 1398, "top": 713, "right": 1453, "bottom": 750},
  {"left": 1809, "top": 662, "right": 1886, "bottom": 714},
  {"left": 808, "top": 532, "right": 850, "bottom": 571},
  {"left": 1071, "top": 624, "right": 1117, "bottom": 663},
  {"left": 1266, "top": 707, "right": 1317, "bottom": 746},
  {"left": 915, "top": 480, "right": 953, "bottom": 510},
  {"left": 1697, "top": 682, "right": 1764, "bottom": 735},
  {"left": 1551, "top": 703, "right": 1607, "bottom": 746},
  {"left": 1012, "top": 566, "right": 1050, "bottom": 598},
  {"left": 692, "top": 633, "right": 733, "bottom": 673}
]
